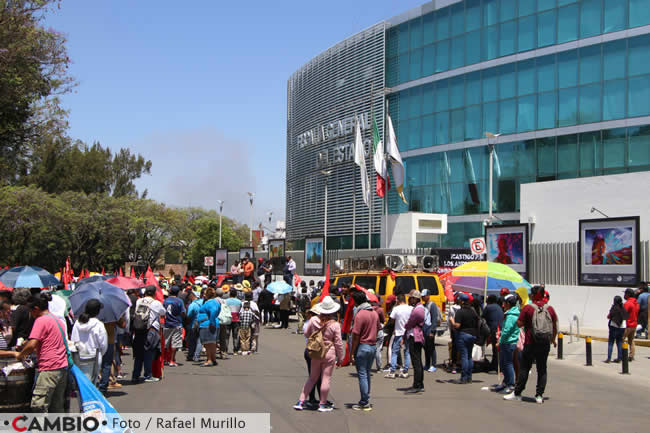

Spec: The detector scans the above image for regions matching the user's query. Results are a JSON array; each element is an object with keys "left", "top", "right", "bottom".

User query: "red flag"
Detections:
[
  {"left": 341, "top": 296, "right": 355, "bottom": 334},
  {"left": 130, "top": 267, "right": 136, "bottom": 279},
  {"left": 293, "top": 273, "right": 302, "bottom": 287},
  {"left": 147, "top": 265, "right": 153, "bottom": 274},
  {"left": 118, "top": 267, "right": 124, "bottom": 277},
  {"left": 189, "top": 275, "right": 195, "bottom": 284},
  {"left": 319, "top": 265, "right": 330, "bottom": 302},
  {"left": 84, "top": 269, "right": 90, "bottom": 279},
  {"left": 101, "top": 267, "right": 105, "bottom": 275}
]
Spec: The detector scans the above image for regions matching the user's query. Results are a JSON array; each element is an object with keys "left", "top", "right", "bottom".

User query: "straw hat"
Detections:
[
  {"left": 234, "top": 283, "right": 244, "bottom": 291},
  {"left": 316, "top": 296, "right": 340, "bottom": 315},
  {"left": 222, "top": 284, "right": 230, "bottom": 292}
]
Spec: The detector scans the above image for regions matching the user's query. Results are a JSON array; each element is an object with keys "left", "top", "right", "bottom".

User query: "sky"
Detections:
[{"left": 44, "top": 0, "right": 424, "bottom": 228}]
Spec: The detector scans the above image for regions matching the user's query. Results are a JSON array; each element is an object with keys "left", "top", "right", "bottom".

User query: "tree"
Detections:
[
  {"left": 0, "top": 0, "right": 74, "bottom": 184},
  {"left": 110, "top": 147, "right": 152, "bottom": 198}
]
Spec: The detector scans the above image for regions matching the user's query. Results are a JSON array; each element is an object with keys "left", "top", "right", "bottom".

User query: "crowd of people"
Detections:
[{"left": 0, "top": 271, "right": 647, "bottom": 414}]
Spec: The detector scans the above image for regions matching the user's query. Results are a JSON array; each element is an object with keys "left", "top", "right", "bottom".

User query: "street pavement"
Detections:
[{"left": 108, "top": 325, "right": 649, "bottom": 433}]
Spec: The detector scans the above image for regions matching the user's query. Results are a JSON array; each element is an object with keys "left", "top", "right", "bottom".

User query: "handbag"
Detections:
[{"left": 46, "top": 313, "right": 75, "bottom": 368}]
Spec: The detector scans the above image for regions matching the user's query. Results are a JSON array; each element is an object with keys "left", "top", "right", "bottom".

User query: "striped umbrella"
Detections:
[
  {"left": 440, "top": 261, "right": 531, "bottom": 301},
  {"left": 0, "top": 266, "right": 60, "bottom": 288}
]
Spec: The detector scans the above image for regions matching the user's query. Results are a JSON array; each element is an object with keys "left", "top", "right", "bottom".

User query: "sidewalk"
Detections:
[
  {"left": 560, "top": 326, "right": 650, "bottom": 348},
  {"left": 438, "top": 333, "right": 650, "bottom": 387}
]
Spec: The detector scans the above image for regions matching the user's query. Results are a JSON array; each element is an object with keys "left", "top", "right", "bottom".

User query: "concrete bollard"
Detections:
[
  {"left": 557, "top": 333, "right": 563, "bottom": 359},
  {"left": 622, "top": 342, "right": 630, "bottom": 374},
  {"left": 585, "top": 336, "right": 592, "bottom": 366}
]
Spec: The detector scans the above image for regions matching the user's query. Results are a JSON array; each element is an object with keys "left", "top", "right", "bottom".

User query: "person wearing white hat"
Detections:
[{"left": 294, "top": 297, "right": 344, "bottom": 413}]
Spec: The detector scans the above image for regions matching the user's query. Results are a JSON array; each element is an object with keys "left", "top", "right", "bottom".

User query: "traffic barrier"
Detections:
[
  {"left": 622, "top": 342, "right": 629, "bottom": 374},
  {"left": 585, "top": 336, "right": 592, "bottom": 366},
  {"left": 557, "top": 333, "right": 563, "bottom": 359}
]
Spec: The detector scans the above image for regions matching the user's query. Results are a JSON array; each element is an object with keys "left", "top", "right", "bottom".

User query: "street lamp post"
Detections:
[
  {"left": 321, "top": 170, "right": 332, "bottom": 259},
  {"left": 247, "top": 192, "right": 255, "bottom": 247},
  {"left": 484, "top": 132, "right": 501, "bottom": 225},
  {"left": 217, "top": 200, "right": 224, "bottom": 248}
]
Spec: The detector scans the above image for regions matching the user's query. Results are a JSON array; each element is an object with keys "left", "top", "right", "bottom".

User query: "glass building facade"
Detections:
[
  {"left": 287, "top": 0, "right": 650, "bottom": 249},
  {"left": 384, "top": 0, "right": 650, "bottom": 248}
]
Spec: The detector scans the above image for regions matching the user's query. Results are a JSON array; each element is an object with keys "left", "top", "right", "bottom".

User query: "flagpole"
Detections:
[
  {"left": 384, "top": 98, "right": 389, "bottom": 249},
  {"left": 352, "top": 112, "right": 356, "bottom": 250},
  {"left": 368, "top": 83, "right": 373, "bottom": 250}
]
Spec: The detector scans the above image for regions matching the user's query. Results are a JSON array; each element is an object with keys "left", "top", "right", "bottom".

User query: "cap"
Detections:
[
  {"left": 457, "top": 293, "right": 469, "bottom": 302},
  {"left": 409, "top": 290, "right": 422, "bottom": 299},
  {"left": 420, "top": 289, "right": 429, "bottom": 297},
  {"left": 500, "top": 288, "right": 510, "bottom": 296}
]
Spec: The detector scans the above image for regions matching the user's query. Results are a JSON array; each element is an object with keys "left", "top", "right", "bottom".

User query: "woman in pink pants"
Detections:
[{"left": 294, "top": 297, "right": 344, "bottom": 412}]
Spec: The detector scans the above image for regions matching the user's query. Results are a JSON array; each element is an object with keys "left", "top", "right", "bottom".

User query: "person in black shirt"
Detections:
[
  {"left": 483, "top": 295, "right": 505, "bottom": 371},
  {"left": 9, "top": 288, "right": 34, "bottom": 348},
  {"left": 450, "top": 293, "right": 479, "bottom": 384}
]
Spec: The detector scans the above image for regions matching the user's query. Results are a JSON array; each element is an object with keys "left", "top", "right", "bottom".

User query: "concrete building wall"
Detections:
[{"left": 521, "top": 172, "right": 650, "bottom": 331}]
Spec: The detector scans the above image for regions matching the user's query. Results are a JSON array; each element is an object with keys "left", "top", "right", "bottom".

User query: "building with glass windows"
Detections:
[{"left": 287, "top": 0, "right": 650, "bottom": 249}]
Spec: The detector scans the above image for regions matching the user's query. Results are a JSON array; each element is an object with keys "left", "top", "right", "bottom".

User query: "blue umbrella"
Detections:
[
  {"left": 0, "top": 266, "right": 60, "bottom": 288},
  {"left": 76, "top": 274, "right": 113, "bottom": 287},
  {"left": 69, "top": 281, "right": 131, "bottom": 323},
  {"left": 266, "top": 281, "right": 293, "bottom": 295}
]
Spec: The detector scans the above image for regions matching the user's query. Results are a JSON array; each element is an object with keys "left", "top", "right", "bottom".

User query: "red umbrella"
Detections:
[
  {"left": 106, "top": 276, "right": 145, "bottom": 290},
  {"left": 354, "top": 284, "right": 379, "bottom": 303}
]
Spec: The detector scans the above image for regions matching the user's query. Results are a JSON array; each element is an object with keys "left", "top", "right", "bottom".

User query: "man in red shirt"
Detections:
[
  {"left": 11, "top": 292, "right": 69, "bottom": 413},
  {"left": 504, "top": 285, "right": 557, "bottom": 404},
  {"left": 623, "top": 288, "right": 640, "bottom": 361},
  {"left": 350, "top": 290, "right": 380, "bottom": 411}
]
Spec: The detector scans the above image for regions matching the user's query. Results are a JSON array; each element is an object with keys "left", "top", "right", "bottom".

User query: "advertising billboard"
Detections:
[
  {"left": 579, "top": 216, "right": 640, "bottom": 286},
  {"left": 268, "top": 239, "right": 286, "bottom": 275},
  {"left": 214, "top": 248, "right": 228, "bottom": 274},
  {"left": 304, "top": 237, "right": 324, "bottom": 276},
  {"left": 485, "top": 224, "right": 529, "bottom": 280}
]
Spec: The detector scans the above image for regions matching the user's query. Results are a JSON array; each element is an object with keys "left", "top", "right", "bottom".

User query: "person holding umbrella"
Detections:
[{"left": 71, "top": 299, "right": 108, "bottom": 384}]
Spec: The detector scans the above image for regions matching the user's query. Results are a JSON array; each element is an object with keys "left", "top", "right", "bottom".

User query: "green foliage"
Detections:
[{"left": 0, "top": 186, "right": 251, "bottom": 272}]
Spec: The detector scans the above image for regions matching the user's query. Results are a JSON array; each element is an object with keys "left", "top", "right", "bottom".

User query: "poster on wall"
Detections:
[
  {"left": 579, "top": 216, "right": 640, "bottom": 286},
  {"left": 268, "top": 239, "right": 286, "bottom": 275},
  {"left": 239, "top": 247, "right": 254, "bottom": 261},
  {"left": 485, "top": 224, "right": 529, "bottom": 280},
  {"left": 214, "top": 248, "right": 228, "bottom": 274},
  {"left": 304, "top": 237, "right": 324, "bottom": 276}
]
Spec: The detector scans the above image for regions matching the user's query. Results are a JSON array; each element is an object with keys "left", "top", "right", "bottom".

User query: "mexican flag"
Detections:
[{"left": 372, "top": 114, "right": 390, "bottom": 197}]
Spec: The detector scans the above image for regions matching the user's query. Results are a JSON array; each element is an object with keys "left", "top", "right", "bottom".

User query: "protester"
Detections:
[
  {"left": 284, "top": 256, "right": 296, "bottom": 285},
  {"left": 12, "top": 292, "right": 68, "bottom": 413},
  {"left": 623, "top": 288, "right": 639, "bottom": 361},
  {"left": 294, "top": 297, "right": 343, "bottom": 412},
  {"left": 385, "top": 294, "right": 412, "bottom": 379},
  {"left": 382, "top": 294, "right": 397, "bottom": 371},
  {"left": 296, "top": 284, "right": 311, "bottom": 333},
  {"left": 99, "top": 314, "right": 126, "bottom": 394},
  {"left": 403, "top": 290, "right": 426, "bottom": 394},
  {"left": 132, "top": 285, "right": 166, "bottom": 383},
  {"left": 162, "top": 285, "right": 186, "bottom": 367},
  {"left": 71, "top": 299, "right": 108, "bottom": 384},
  {"left": 231, "top": 260, "right": 242, "bottom": 284},
  {"left": 197, "top": 287, "right": 221, "bottom": 366},
  {"left": 215, "top": 288, "right": 230, "bottom": 359},
  {"left": 371, "top": 298, "right": 386, "bottom": 372},
  {"left": 258, "top": 285, "right": 273, "bottom": 325},
  {"left": 504, "top": 285, "right": 558, "bottom": 404},
  {"left": 279, "top": 292, "right": 292, "bottom": 329},
  {"left": 9, "top": 287, "right": 33, "bottom": 348},
  {"left": 238, "top": 301, "right": 257, "bottom": 355},
  {"left": 0, "top": 299, "right": 12, "bottom": 350},
  {"left": 242, "top": 258, "right": 255, "bottom": 285},
  {"left": 421, "top": 289, "right": 440, "bottom": 373},
  {"left": 301, "top": 307, "right": 322, "bottom": 409},
  {"left": 482, "top": 294, "right": 504, "bottom": 371},
  {"left": 447, "top": 293, "right": 461, "bottom": 374},
  {"left": 350, "top": 290, "right": 379, "bottom": 410},
  {"left": 252, "top": 281, "right": 263, "bottom": 304},
  {"left": 495, "top": 294, "right": 520, "bottom": 393},
  {"left": 185, "top": 291, "right": 202, "bottom": 362},
  {"left": 605, "top": 295, "right": 627, "bottom": 363},
  {"left": 244, "top": 292, "right": 261, "bottom": 353},
  {"left": 450, "top": 293, "right": 478, "bottom": 384},
  {"left": 225, "top": 289, "right": 242, "bottom": 354},
  {"left": 635, "top": 283, "right": 648, "bottom": 339}
]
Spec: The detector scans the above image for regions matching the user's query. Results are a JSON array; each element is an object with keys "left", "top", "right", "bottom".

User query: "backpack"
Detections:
[
  {"left": 477, "top": 317, "right": 491, "bottom": 346},
  {"left": 306, "top": 322, "right": 333, "bottom": 360},
  {"left": 299, "top": 294, "right": 311, "bottom": 313},
  {"left": 133, "top": 298, "right": 152, "bottom": 331},
  {"left": 218, "top": 302, "right": 233, "bottom": 326},
  {"left": 532, "top": 304, "right": 554, "bottom": 343}
]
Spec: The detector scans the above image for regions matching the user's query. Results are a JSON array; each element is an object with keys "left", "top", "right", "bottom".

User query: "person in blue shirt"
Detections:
[
  {"left": 185, "top": 291, "right": 203, "bottom": 362},
  {"left": 197, "top": 288, "right": 221, "bottom": 367},
  {"left": 636, "top": 283, "right": 649, "bottom": 339},
  {"left": 163, "top": 286, "right": 186, "bottom": 367}
]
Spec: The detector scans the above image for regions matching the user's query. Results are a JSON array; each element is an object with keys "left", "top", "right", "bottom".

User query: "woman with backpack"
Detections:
[
  {"left": 71, "top": 299, "right": 108, "bottom": 384},
  {"left": 605, "top": 295, "right": 628, "bottom": 363},
  {"left": 293, "top": 297, "right": 344, "bottom": 412},
  {"left": 131, "top": 286, "right": 166, "bottom": 383}
]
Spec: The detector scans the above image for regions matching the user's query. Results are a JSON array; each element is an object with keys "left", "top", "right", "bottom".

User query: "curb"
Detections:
[{"left": 560, "top": 332, "right": 650, "bottom": 348}]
